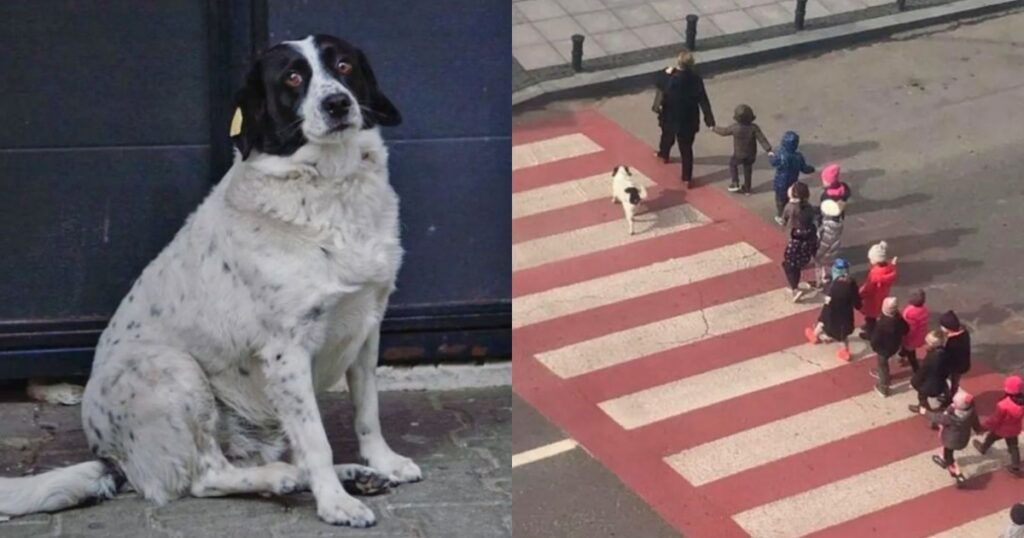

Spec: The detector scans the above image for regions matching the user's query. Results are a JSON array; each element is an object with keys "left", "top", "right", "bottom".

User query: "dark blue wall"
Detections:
[{"left": 0, "top": 1, "right": 510, "bottom": 378}]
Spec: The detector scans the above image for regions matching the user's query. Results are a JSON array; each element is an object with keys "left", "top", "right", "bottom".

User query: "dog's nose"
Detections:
[{"left": 322, "top": 94, "right": 351, "bottom": 120}]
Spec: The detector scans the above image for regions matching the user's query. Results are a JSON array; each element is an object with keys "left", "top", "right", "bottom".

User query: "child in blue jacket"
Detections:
[{"left": 770, "top": 131, "right": 815, "bottom": 225}]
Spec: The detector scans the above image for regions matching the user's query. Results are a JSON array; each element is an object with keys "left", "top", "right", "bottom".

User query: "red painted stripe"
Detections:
[
  {"left": 513, "top": 220, "right": 744, "bottom": 298},
  {"left": 512, "top": 187, "right": 687, "bottom": 244},
  {"left": 516, "top": 263, "right": 784, "bottom": 357},
  {"left": 513, "top": 150, "right": 621, "bottom": 194},
  {"left": 807, "top": 456, "right": 1023, "bottom": 537},
  {"left": 702, "top": 371, "right": 1003, "bottom": 515},
  {"left": 513, "top": 350, "right": 751, "bottom": 538}
]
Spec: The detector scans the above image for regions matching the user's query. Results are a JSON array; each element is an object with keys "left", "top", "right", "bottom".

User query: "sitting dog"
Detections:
[
  {"left": 0, "top": 35, "right": 418, "bottom": 528},
  {"left": 610, "top": 165, "right": 647, "bottom": 235}
]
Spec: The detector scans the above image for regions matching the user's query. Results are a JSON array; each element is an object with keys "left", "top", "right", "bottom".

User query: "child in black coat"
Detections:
[
  {"left": 909, "top": 331, "right": 951, "bottom": 418},
  {"left": 869, "top": 297, "right": 909, "bottom": 397},
  {"left": 917, "top": 389, "right": 982, "bottom": 487}
]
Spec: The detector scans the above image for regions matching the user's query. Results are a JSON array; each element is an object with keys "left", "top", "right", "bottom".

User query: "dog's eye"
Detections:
[
  {"left": 335, "top": 61, "right": 352, "bottom": 76},
  {"left": 285, "top": 72, "right": 303, "bottom": 87}
]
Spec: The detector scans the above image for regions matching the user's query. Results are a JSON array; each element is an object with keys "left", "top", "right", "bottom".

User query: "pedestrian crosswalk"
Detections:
[{"left": 512, "top": 110, "right": 1021, "bottom": 537}]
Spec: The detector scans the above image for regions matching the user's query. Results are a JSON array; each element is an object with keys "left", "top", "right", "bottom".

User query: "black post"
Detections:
[
  {"left": 794, "top": 0, "right": 808, "bottom": 30},
  {"left": 685, "top": 14, "right": 699, "bottom": 51},
  {"left": 896, "top": 0, "right": 907, "bottom": 10},
  {"left": 571, "top": 34, "right": 585, "bottom": 72}
]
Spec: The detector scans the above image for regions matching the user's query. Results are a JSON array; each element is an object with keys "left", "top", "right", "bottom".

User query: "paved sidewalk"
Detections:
[
  {"left": 0, "top": 386, "right": 511, "bottom": 538},
  {"left": 513, "top": 0, "right": 957, "bottom": 88}
]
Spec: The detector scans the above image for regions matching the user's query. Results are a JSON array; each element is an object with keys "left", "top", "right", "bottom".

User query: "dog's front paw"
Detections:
[
  {"left": 265, "top": 462, "right": 301, "bottom": 495},
  {"left": 336, "top": 464, "right": 393, "bottom": 496},
  {"left": 370, "top": 454, "right": 422, "bottom": 484},
  {"left": 317, "top": 493, "right": 376, "bottom": 527}
]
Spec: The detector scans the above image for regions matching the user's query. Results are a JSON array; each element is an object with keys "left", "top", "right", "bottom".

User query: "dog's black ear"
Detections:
[
  {"left": 356, "top": 48, "right": 401, "bottom": 128},
  {"left": 232, "top": 60, "right": 266, "bottom": 160},
  {"left": 625, "top": 166, "right": 632, "bottom": 175},
  {"left": 611, "top": 166, "right": 619, "bottom": 176}
]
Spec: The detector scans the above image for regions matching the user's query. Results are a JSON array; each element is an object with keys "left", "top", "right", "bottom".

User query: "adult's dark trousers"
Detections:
[
  {"left": 948, "top": 371, "right": 964, "bottom": 402},
  {"left": 900, "top": 346, "right": 921, "bottom": 372},
  {"left": 730, "top": 156, "right": 755, "bottom": 191},
  {"left": 658, "top": 125, "right": 696, "bottom": 183},
  {"left": 980, "top": 432, "right": 1021, "bottom": 468}
]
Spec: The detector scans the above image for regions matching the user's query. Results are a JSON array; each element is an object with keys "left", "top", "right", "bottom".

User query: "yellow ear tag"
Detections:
[{"left": 229, "top": 108, "right": 243, "bottom": 137}]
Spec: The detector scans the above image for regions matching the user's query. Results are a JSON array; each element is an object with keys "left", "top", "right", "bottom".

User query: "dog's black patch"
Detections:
[
  {"left": 625, "top": 187, "right": 641, "bottom": 205},
  {"left": 612, "top": 165, "right": 632, "bottom": 176}
]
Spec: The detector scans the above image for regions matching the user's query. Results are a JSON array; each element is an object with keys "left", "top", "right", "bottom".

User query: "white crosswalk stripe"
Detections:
[
  {"left": 512, "top": 171, "right": 656, "bottom": 219},
  {"left": 512, "top": 133, "right": 602, "bottom": 171}
]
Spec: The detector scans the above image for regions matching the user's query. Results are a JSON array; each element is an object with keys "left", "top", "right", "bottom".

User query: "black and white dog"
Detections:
[
  {"left": 0, "top": 35, "right": 416, "bottom": 528},
  {"left": 610, "top": 165, "right": 647, "bottom": 235}
]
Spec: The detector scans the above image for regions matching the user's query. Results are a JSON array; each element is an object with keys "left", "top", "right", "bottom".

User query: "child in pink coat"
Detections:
[{"left": 899, "top": 289, "right": 929, "bottom": 372}]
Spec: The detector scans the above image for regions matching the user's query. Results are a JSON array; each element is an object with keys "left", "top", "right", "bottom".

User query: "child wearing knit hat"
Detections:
[
  {"left": 858, "top": 241, "right": 898, "bottom": 339},
  {"left": 917, "top": 389, "right": 982, "bottom": 487},
  {"left": 819, "top": 163, "right": 851, "bottom": 203},
  {"left": 813, "top": 199, "right": 845, "bottom": 288},
  {"left": 805, "top": 258, "right": 861, "bottom": 361},
  {"left": 898, "top": 289, "right": 929, "bottom": 372},
  {"left": 868, "top": 297, "right": 908, "bottom": 397},
  {"left": 1005, "top": 504, "right": 1024, "bottom": 538},
  {"left": 973, "top": 375, "right": 1024, "bottom": 475},
  {"left": 909, "top": 330, "right": 951, "bottom": 417}
]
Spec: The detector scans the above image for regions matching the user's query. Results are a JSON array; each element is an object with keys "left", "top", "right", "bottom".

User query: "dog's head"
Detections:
[
  {"left": 612, "top": 165, "right": 632, "bottom": 179},
  {"left": 231, "top": 35, "right": 401, "bottom": 160},
  {"left": 625, "top": 187, "right": 641, "bottom": 205}
]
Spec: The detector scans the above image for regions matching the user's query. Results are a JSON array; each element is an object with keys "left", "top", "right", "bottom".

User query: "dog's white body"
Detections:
[
  {"left": 0, "top": 36, "right": 418, "bottom": 528},
  {"left": 610, "top": 166, "right": 647, "bottom": 235}
]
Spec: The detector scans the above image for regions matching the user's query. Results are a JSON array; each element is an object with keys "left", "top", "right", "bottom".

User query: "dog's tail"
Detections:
[{"left": 0, "top": 460, "right": 121, "bottom": 517}]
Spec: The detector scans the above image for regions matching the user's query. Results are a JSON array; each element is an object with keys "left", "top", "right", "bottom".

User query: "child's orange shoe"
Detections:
[
  {"left": 837, "top": 348, "right": 851, "bottom": 362},
  {"left": 804, "top": 328, "right": 818, "bottom": 345}
]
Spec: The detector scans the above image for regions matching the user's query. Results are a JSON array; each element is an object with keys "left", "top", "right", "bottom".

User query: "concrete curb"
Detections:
[
  {"left": 512, "top": 0, "right": 1021, "bottom": 110},
  {"left": 329, "top": 361, "right": 512, "bottom": 392}
]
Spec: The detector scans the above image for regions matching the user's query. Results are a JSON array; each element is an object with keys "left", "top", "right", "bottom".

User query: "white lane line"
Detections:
[
  {"left": 664, "top": 387, "right": 909, "bottom": 486},
  {"left": 600, "top": 339, "right": 868, "bottom": 430},
  {"left": 512, "top": 203, "right": 710, "bottom": 272},
  {"left": 512, "top": 133, "right": 602, "bottom": 171},
  {"left": 536, "top": 288, "right": 818, "bottom": 379},
  {"left": 512, "top": 439, "right": 579, "bottom": 468},
  {"left": 929, "top": 509, "right": 1012, "bottom": 537},
  {"left": 514, "top": 242, "right": 770, "bottom": 329},
  {"left": 733, "top": 446, "right": 1012, "bottom": 538},
  {"left": 512, "top": 171, "right": 656, "bottom": 219}
]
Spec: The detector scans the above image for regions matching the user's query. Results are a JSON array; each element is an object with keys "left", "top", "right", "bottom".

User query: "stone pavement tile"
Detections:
[
  {"left": 516, "top": 0, "right": 569, "bottom": 21},
  {"left": 633, "top": 22, "right": 686, "bottom": 47},
  {"left": 513, "top": 23, "right": 547, "bottom": 47},
  {"left": 602, "top": 0, "right": 648, "bottom": 8},
  {"left": 693, "top": 0, "right": 741, "bottom": 15},
  {"left": 819, "top": 0, "right": 868, "bottom": 13},
  {"left": 533, "top": 15, "right": 587, "bottom": 41},
  {"left": 780, "top": 0, "right": 833, "bottom": 19},
  {"left": 612, "top": 4, "right": 666, "bottom": 27},
  {"left": 574, "top": 10, "right": 625, "bottom": 33},
  {"left": 735, "top": 0, "right": 780, "bottom": 8},
  {"left": 669, "top": 16, "right": 725, "bottom": 39},
  {"left": 390, "top": 502, "right": 510, "bottom": 538},
  {"left": 514, "top": 42, "right": 566, "bottom": 69},
  {"left": 709, "top": 9, "right": 763, "bottom": 32},
  {"left": 746, "top": 3, "right": 794, "bottom": 26},
  {"left": 59, "top": 499, "right": 167, "bottom": 538},
  {"left": 513, "top": 4, "right": 529, "bottom": 24},
  {"left": 651, "top": 0, "right": 701, "bottom": 21},
  {"left": 555, "top": 0, "right": 607, "bottom": 14},
  {"left": 591, "top": 28, "right": 647, "bottom": 53},
  {"left": 0, "top": 515, "right": 53, "bottom": 538},
  {"left": 554, "top": 34, "right": 610, "bottom": 61},
  {"left": 860, "top": 0, "right": 891, "bottom": 6}
]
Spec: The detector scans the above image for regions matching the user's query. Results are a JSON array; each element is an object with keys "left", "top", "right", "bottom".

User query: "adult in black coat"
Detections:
[
  {"left": 939, "top": 310, "right": 971, "bottom": 402},
  {"left": 654, "top": 50, "right": 715, "bottom": 187}
]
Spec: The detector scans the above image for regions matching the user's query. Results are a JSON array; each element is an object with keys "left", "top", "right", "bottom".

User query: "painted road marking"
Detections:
[
  {"left": 512, "top": 133, "right": 602, "bottom": 171},
  {"left": 511, "top": 439, "right": 579, "bottom": 468},
  {"left": 733, "top": 446, "right": 1011, "bottom": 538},
  {"left": 598, "top": 340, "right": 866, "bottom": 430},
  {"left": 929, "top": 509, "right": 1010, "bottom": 538},
  {"left": 512, "top": 171, "right": 656, "bottom": 219},
  {"left": 664, "top": 388, "right": 915, "bottom": 486},
  {"left": 512, "top": 203, "right": 710, "bottom": 271},
  {"left": 513, "top": 242, "right": 770, "bottom": 329},
  {"left": 535, "top": 288, "right": 818, "bottom": 379}
]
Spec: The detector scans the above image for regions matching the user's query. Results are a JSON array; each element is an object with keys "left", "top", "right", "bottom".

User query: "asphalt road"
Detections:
[{"left": 513, "top": 9, "right": 1024, "bottom": 537}]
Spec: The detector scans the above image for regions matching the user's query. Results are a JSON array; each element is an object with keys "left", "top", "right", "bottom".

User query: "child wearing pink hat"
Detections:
[
  {"left": 918, "top": 389, "right": 982, "bottom": 487},
  {"left": 974, "top": 375, "right": 1024, "bottom": 474},
  {"left": 819, "top": 163, "right": 851, "bottom": 203}
]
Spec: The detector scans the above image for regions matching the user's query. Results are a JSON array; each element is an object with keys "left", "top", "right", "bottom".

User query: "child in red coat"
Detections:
[
  {"left": 974, "top": 375, "right": 1024, "bottom": 474},
  {"left": 899, "top": 289, "right": 929, "bottom": 371},
  {"left": 858, "top": 241, "right": 898, "bottom": 339}
]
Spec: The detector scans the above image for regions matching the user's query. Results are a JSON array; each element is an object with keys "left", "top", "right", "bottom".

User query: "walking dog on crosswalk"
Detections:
[{"left": 610, "top": 165, "right": 648, "bottom": 235}]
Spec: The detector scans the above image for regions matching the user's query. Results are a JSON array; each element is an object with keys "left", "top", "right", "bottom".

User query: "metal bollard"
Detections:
[
  {"left": 685, "top": 14, "right": 699, "bottom": 51},
  {"left": 794, "top": 0, "right": 808, "bottom": 30},
  {"left": 571, "top": 34, "right": 585, "bottom": 72}
]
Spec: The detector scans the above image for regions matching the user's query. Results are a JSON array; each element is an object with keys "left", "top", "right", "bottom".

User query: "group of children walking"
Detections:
[{"left": 709, "top": 101, "right": 1024, "bottom": 490}]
